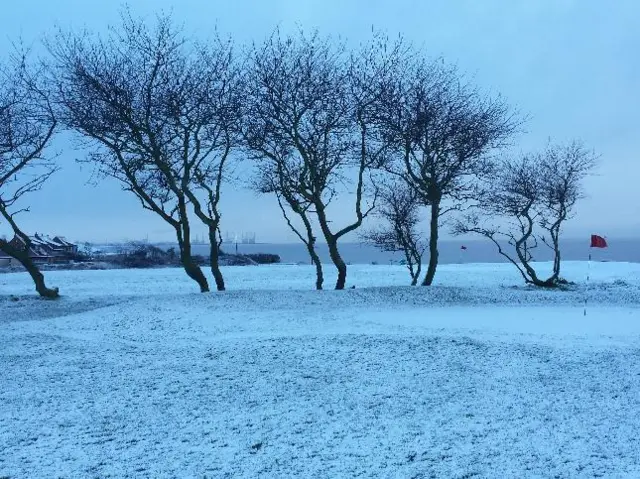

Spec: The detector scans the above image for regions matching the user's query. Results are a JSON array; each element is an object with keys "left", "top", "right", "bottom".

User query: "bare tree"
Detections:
[
  {"left": 379, "top": 58, "right": 520, "bottom": 286},
  {"left": 362, "top": 182, "right": 425, "bottom": 285},
  {"left": 176, "top": 38, "right": 243, "bottom": 292},
  {"left": 0, "top": 52, "right": 59, "bottom": 298},
  {"left": 254, "top": 162, "right": 324, "bottom": 289},
  {"left": 243, "top": 30, "right": 390, "bottom": 290},
  {"left": 50, "top": 12, "right": 240, "bottom": 292},
  {"left": 454, "top": 141, "right": 597, "bottom": 287}
]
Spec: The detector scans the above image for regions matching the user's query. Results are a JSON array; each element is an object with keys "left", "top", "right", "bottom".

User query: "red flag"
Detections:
[{"left": 590, "top": 235, "right": 607, "bottom": 248}]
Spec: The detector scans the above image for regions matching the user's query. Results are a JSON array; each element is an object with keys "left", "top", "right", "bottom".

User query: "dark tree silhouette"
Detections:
[
  {"left": 0, "top": 51, "right": 59, "bottom": 298},
  {"left": 379, "top": 57, "right": 520, "bottom": 286},
  {"left": 243, "top": 31, "right": 394, "bottom": 289},
  {"left": 177, "top": 38, "right": 243, "bottom": 292},
  {"left": 454, "top": 141, "right": 597, "bottom": 287},
  {"left": 362, "top": 182, "right": 425, "bottom": 285},
  {"left": 51, "top": 12, "right": 241, "bottom": 292}
]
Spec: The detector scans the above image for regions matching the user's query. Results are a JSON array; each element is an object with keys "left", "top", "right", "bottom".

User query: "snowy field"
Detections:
[{"left": 2, "top": 262, "right": 640, "bottom": 477}]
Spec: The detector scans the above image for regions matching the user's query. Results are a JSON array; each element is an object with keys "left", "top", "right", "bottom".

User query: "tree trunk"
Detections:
[
  {"left": 177, "top": 230, "right": 209, "bottom": 293},
  {"left": 314, "top": 203, "right": 348, "bottom": 290},
  {"left": 208, "top": 230, "right": 226, "bottom": 291},
  {"left": 180, "top": 251, "right": 209, "bottom": 292},
  {"left": 411, "top": 260, "right": 421, "bottom": 286},
  {"left": 175, "top": 197, "right": 209, "bottom": 293},
  {"left": 422, "top": 202, "right": 440, "bottom": 286},
  {"left": 300, "top": 210, "right": 323, "bottom": 290},
  {"left": 551, "top": 230, "right": 561, "bottom": 281},
  {"left": 25, "top": 259, "right": 59, "bottom": 298},
  {"left": 0, "top": 242, "right": 59, "bottom": 299},
  {"left": 181, "top": 186, "right": 226, "bottom": 292},
  {"left": 551, "top": 251, "right": 561, "bottom": 283},
  {"left": 326, "top": 238, "right": 348, "bottom": 290},
  {"left": 403, "top": 237, "right": 422, "bottom": 286},
  {"left": 306, "top": 243, "right": 324, "bottom": 290}
]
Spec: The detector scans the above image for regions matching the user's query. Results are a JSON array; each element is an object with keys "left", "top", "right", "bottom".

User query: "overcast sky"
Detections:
[{"left": 1, "top": 0, "right": 638, "bottom": 243}]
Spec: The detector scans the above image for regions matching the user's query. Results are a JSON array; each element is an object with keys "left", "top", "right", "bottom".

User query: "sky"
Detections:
[{"left": 1, "top": 0, "right": 639, "bottom": 243}]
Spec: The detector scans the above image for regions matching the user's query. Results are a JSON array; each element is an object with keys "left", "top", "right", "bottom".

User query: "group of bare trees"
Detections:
[
  {"left": 0, "top": 12, "right": 597, "bottom": 298},
  {"left": 50, "top": 14, "right": 241, "bottom": 293}
]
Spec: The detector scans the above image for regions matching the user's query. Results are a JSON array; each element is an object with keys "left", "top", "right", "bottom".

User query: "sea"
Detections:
[{"left": 154, "top": 238, "right": 640, "bottom": 265}]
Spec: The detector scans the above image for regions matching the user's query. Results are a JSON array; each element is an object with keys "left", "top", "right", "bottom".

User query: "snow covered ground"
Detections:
[{"left": 2, "top": 262, "right": 640, "bottom": 477}]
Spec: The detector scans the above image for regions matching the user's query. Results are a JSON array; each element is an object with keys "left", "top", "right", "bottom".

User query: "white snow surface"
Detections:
[{"left": 2, "top": 262, "right": 640, "bottom": 478}]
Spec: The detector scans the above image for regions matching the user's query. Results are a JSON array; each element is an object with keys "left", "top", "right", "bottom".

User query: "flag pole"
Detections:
[
  {"left": 585, "top": 235, "right": 608, "bottom": 315},
  {"left": 584, "top": 251, "right": 591, "bottom": 316},
  {"left": 459, "top": 246, "right": 467, "bottom": 264}
]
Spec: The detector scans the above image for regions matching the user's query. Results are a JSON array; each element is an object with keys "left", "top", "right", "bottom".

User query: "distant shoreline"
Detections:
[{"left": 148, "top": 238, "right": 640, "bottom": 265}]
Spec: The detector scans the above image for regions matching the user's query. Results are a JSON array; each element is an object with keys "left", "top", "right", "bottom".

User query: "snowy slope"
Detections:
[{"left": 1, "top": 262, "right": 640, "bottom": 477}]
